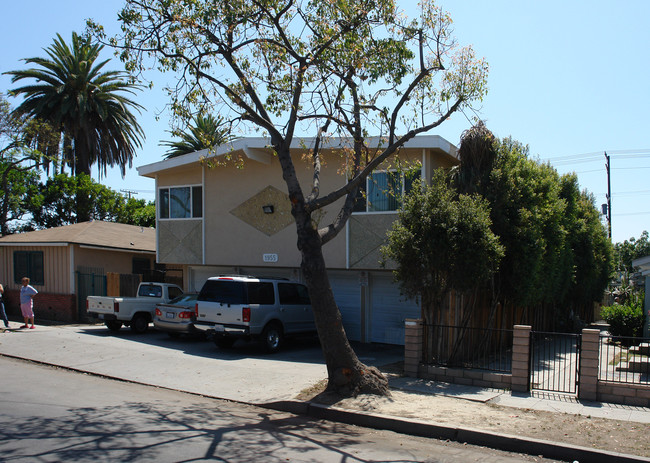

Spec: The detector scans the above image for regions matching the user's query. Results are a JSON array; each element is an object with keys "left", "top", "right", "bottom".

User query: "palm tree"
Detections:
[
  {"left": 161, "top": 114, "right": 233, "bottom": 159},
  {"left": 5, "top": 32, "right": 144, "bottom": 179}
]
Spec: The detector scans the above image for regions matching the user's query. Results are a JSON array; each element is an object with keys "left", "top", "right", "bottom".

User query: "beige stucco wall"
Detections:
[
  {"left": 157, "top": 165, "right": 202, "bottom": 188},
  {"left": 153, "top": 144, "right": 458, "bottom": 271},
  {"left": 347, "top": 147, "right": 459, "bottom": 270},
  {"left": 154, "top": 152, "right": 348, "bottom": 269},
  {"left": 74, "top": 245, "right": 155, "bottom": 275},
  {"left": 158, "top": 220, "right": 203, "bottom": 264}
]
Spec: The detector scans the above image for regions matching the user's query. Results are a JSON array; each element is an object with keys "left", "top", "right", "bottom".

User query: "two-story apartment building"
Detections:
[{"left": 138, "top": 135, "right": 458, "bottom": 345}]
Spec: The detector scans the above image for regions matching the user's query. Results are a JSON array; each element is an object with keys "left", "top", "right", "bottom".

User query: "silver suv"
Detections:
[{"left": 193, "top": 276, "right": 315, "bottom": 352}]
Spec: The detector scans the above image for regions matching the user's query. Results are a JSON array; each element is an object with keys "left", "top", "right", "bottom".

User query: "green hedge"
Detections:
[{"left": 601, "top": 295, "right": 645, "bottom": 338}]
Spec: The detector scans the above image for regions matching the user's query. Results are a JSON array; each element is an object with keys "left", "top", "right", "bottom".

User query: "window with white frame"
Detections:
[
  {"left": 159, "top": 186, "right": 203, "bottom": 219},
  {"left": 353, "top": 169, "right": 421, "bottom": 212}
]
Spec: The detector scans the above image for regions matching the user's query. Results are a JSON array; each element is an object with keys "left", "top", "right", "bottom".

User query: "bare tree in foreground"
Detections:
[{"left": 92, "top": 0, "right": 488, "bottom": 396}]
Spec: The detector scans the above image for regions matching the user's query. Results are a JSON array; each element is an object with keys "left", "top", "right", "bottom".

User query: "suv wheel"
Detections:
[{"left": 261, "top": 323, "right": 283, "bottom": 353}]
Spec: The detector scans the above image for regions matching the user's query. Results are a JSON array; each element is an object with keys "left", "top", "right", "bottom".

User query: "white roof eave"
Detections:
[{"left": 137, "top": 135, "right": 457, "bottom": 178}]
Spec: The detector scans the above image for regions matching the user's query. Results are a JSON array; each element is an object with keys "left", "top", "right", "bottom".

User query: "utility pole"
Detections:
[
  {"left": 604, "top": 152, "right": 612, "bottom": 239},
  {"left": 121, "top": 189, "right": 138, "bottom": 199}
]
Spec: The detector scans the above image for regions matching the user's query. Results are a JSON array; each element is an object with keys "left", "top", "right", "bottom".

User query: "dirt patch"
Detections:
[{"left": 298, "top": 380, "right": 649, "bottom": 458}]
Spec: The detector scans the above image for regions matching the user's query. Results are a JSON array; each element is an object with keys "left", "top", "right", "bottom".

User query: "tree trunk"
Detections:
[{"left": 295, "top": 210, "right": 389, "bottom": 397}]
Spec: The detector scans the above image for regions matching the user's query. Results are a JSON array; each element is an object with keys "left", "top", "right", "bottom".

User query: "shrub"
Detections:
[{"left": 601, "top": 293, "right": 645, "bottom": 338}]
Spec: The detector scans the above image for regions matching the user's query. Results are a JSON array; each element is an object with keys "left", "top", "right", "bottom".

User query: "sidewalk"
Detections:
[{"left": 1, "top": 323, "right": 649, "bottom": 462}]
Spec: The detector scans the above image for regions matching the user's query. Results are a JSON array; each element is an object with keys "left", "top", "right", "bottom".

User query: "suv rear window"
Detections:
[{"left": 198, "top": 280, "right": 247, "bottom": 304}]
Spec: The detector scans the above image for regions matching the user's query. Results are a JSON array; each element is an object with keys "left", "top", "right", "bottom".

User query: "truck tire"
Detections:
[
  {"left": 130, "top": 314, "right": 150, "bottom": 334},
  {"left": 105, "top": 321, "right": 122, "bottom": 332},
  {"left": 260, "top": 323, "right": 283, "bottom": 353}
]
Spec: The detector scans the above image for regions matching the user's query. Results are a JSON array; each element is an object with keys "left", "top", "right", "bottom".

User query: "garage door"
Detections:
[
  {"left": 189, "top": 266, "right": 233, "bottom": 292},
  {"left": 370, "top": 274, "right": 420, "bottom": 345},
  {"left": 329, "top": 272, "right": 362, "bottom": 342}
]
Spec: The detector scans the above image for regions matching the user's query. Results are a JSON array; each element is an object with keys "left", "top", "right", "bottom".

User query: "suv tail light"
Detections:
[
  {"left": 242, "top": 307, "right": 251, "bottom": 323},
  {"left": 155, "top": 308, "right": 162, "bottom": 317},
  {"left": 195, "top": 303, "right": 199, "bottom": 318},
  {"left": 114, "top": 302, "right": 119, "bottom": 313}
]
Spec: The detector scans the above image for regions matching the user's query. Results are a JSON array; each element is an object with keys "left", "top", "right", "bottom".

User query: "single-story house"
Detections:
[
  {"left": 137, "top": 135, "right": 459, "bottom": 345},
  {"left": 0, "top": 221, "right": 156, "bottom": 322}
]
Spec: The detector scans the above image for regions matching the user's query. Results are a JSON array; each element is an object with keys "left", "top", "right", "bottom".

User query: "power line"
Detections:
[{"left": 614, "top": 211, "right": 650, "bottom": 217}]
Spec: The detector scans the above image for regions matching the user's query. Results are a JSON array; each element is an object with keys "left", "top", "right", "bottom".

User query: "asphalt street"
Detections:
[{"left": 0, "top": 356, "right": 562, "bottom": 463}]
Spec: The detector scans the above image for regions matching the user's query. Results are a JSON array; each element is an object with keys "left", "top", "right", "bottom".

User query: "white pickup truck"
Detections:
[{"left": 87, "top": 282, "right": 184, "bottom": 333}]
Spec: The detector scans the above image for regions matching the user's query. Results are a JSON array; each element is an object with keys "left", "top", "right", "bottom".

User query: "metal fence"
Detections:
[
  {"left": 598, "top": 334, "right": 650, "bottom": 385},
  {"left": 423, "top": 324, "right": 513, "bottom": 373},
  {"left": 529, "top": 331, "right": 580, "bottom": 394}
]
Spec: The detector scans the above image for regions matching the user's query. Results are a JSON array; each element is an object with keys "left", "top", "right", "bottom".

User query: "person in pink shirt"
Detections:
[{"left": 19, "top": 277, "right": 37, "bottom": 329}]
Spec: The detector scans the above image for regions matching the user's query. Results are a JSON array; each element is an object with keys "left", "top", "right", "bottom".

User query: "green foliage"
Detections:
[
  {"left": 0, "top": 95, "right": 58, "bottom": 235},
  {"left": 601, "top": 294, "right": 645, "bottom": 338},
  {"left": 559, "top": 174, "right": 614, "bottom": 309},
  {"left": 161, "top": 114, "right": 235, "bottom": 159},
  {"left": 90, "top": 0, "right": 487, "bottom": 147},
  {"left": 614, "top": 231, "right": 650, "bottom": 275},
  {"left": 22, "top": 173, "right": 155, "bottom": 230},
  {"left": 453, "top": 128, "right": 612, "bottom": 322},
  {"left": 5, "top": 32, "right": 144, "bottom": 179},
  {"left": 382, "top": 170, "right": 504, "bottom": 321}
]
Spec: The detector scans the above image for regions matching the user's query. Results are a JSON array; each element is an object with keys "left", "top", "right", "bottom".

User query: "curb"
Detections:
[
  {"left": 3, "top": 353, "right": 649, "bottom": 463},
  {"left": 262, "top": 400, "right": 650, "bottom": 463}
]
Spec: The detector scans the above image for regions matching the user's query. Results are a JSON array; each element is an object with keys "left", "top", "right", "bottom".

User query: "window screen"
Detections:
[{"left": 13, "top": 251, "right": 44, "bottom": 285}]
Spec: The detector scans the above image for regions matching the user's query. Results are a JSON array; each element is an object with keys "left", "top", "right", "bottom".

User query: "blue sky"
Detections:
[{"left": 1, "top": 1, "right": 649, "bottom": 244}]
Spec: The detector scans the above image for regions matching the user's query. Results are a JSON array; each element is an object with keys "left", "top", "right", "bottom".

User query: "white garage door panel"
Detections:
[
  {"left": 329, "top": 273, "right": 362, "bottom": 342},
  {"left": 189, "top": 266, "right": 233, "bottom": 292},
  {"left": 370, "top": 274, "right": 419, "bottom": 345}
]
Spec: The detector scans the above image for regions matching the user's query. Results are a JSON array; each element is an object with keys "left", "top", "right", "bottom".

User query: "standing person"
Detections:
[
  {"left": 0, "top": 283, "right": 9, "bottom": 328},
  {"left": 19, "top": 277, "right": 37, "bottom": 329}
]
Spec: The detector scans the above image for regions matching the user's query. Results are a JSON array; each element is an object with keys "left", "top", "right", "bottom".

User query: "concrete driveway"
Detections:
[{"left": 0, "top": 324, "right": 403, "bottom": 404}]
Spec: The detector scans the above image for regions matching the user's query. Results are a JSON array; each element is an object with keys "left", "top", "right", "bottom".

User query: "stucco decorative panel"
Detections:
[
  {"left": 230, "top": 185, "right": 294, "bottom": 236},
  {"left": 159, "top": 220, "right": 203, "bottom": 264},
  {"left": 349, "top": 214, "right": 398, "bottom": 269}
]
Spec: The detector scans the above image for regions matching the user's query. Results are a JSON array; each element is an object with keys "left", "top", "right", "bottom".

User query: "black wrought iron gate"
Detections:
[{"left": 530, "top": 331, "right": 581, "bottom": 394}]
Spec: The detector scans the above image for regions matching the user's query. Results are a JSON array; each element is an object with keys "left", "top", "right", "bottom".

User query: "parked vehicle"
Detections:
[
  {"left": 87, "top": 282, "right": 184, "bottom": 333},
  {"left": 193, "top": 276, "right": 315, "bottom": 352},
  {"left": 153, "top": 293, "right": 199, "bottom": 337}
]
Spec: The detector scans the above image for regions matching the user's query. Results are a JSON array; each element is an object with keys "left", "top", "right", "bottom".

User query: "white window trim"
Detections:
[
  {"left": 158, "top": 184, "right": 203, "bottom": 220},
  {"left": 354, "top": 168, "right": 421, "bottom": 214}
]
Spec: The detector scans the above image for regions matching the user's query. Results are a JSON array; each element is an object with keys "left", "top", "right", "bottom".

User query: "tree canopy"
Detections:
[
  {"left": 382, "top": 170, "right": 504, "bottom": 324},
  {"left": 161, "top": 114, "right": 235, "bottom": 159},
  {"left": 392, "top": 124, "right": 612, "bottom": 329},
  {"left": 22, "top": 173, "right": 155, "bottom": 230},
  {"left": 5, "top": 32, "right": 145, "bottom": 179},
  {"left": 0, "top": 95, "right": 58, "bottom": 236},
  {"left": 92, "top": 0, "right": 489, "bottom": 396}
]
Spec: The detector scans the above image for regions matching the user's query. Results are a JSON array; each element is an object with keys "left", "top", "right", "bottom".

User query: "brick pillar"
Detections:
[
  {"left": 404, "top": 319, "right": 423, "bottom": 377},
  {"left": 578, "top": 328, "right": 600, "bottom": 401},
  {"left": 511, "top": 325, "right": 531, "bottom": 393}
]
